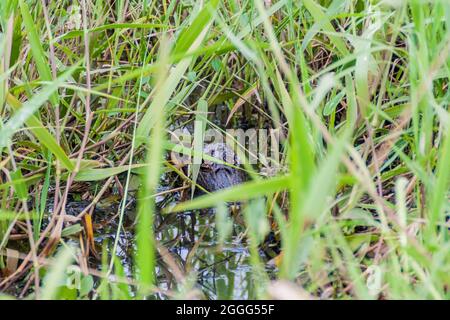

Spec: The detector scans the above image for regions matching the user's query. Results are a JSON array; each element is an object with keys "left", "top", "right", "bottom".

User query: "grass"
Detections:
[{"left": 0, "top": 0, "right": 449, "bottom": 300}]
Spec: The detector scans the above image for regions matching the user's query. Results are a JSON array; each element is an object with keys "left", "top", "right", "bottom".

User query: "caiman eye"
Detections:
[{"left": 201, "top": 162, "right": 212, "bottom": 171}]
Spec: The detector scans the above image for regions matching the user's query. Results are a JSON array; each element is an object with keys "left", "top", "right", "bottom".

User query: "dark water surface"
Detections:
[{"left": 89, "top": 193, "right": 267, "bottom": 299}]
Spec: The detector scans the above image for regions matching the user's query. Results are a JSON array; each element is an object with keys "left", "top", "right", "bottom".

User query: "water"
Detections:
[
  {"left": 92, "top": 201, "right": 266, "bottom": 299},
  {"left": 155, "top": 211, "right": 255, "bottom": 299}
]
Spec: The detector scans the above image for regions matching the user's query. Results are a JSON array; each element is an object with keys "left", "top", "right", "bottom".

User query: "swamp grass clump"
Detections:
[{"left": 0, "top": 0, "right": 449, "bottom": 299}]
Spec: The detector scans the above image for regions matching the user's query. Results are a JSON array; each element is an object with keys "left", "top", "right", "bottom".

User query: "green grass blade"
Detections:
[
  {"left": 168, "top": 175, "right": 291, "bottom": 213},
  {"left": 18, "top": 0, "right": 57, "bottom": 106}
]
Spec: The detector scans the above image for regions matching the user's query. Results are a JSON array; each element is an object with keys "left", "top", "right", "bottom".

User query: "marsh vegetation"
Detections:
[{"left": 0, "top": 0, "right": 449, "bottom": 299}]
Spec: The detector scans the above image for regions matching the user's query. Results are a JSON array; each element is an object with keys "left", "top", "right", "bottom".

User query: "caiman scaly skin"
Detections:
[{"left": 197, "top": 143, "right": 247, "bottom": 192}]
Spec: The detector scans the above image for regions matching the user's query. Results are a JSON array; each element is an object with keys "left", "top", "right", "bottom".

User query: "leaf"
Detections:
[
  {"left": 41, "top": 245, "right": 75, "bottom": 300},
  {"left": 168, "top": 175, "right": 291, "bottom": 212},
  {"left": 301, "top": 132, "right": 348, "bottom": 220},
  {"left": 226, "top": 82, "right": 259, "bottom": 125},
  {"left": 323, "top": 91, "right": 345, "bottom": 116},
  {"left": 112, "top": 256, "right": 132, "bottom": 299},
  {"left": 10, "top": 169, "right": 27, "bottom": 200},
  {"left": 244, "top": 198, "right": 270, "bottom": 245},
  {"left": 191, "top": 99, "right": 208, "bottom": 197},
  {"left": 19, "top": 0, "right": 57, "bottom": 105},
  {"left": 428, "top": 122, "right": 450, "bottom": 236},
  {"left": 215, "top": 202, "right": 233, "bottom": 246},
  {"left": 79, "top": 275, "right": 94, "bottom": 297},
  {"left": 61, "top": 224, "right": 84, "bottom": 237},
  {"left": 74, "top": 164, "right": 147, "bottom": 181},
  {"left": 10, "top": 12, "right": 22, "bottom": 67},
  {"left": 0, "top": 173, "right": 43, "bottom": 192}
]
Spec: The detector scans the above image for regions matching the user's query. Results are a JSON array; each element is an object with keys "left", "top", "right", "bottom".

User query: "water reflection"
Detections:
[
  {"left": 90, "top": 181, "right": 273, "bottom": 299},
  {"left": 154, "top": 210, "right": 256, "bottom": 299}
]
